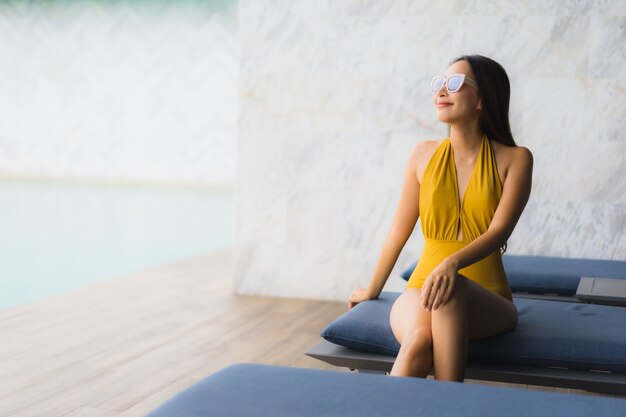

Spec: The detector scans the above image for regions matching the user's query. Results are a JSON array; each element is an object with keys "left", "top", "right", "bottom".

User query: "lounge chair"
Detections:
[
  {"left": 307, "top": 255, "right": 626, "bottom": 395},
  {"left": 402, "top": 254, "right": 626, "bottom": 301},
  {"left": 143, "top": 363, "right": 626, "bottom": 416}
]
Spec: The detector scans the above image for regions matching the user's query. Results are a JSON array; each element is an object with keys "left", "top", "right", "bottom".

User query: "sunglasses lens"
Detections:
[
  {"left": 431, "top": 77, "right": 444, "bottom": 93},
  {"left": 447, "top": 75, "right": 463, "bottom": 92}
]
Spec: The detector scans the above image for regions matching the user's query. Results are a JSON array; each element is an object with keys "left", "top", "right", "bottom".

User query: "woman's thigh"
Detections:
[
  {"left": 463, "top": 276, "right": 518, "bottom": 340},
  {"left": 389, "top": 288, "right": 432, "bottom": 344}
]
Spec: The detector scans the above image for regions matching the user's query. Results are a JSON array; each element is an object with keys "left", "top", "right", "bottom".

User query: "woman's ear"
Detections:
[{"left": 477, "top": 100, "right": 482, "bottom": 110}]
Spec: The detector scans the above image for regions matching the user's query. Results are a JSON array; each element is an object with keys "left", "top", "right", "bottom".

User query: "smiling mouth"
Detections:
[{"left": 436, "top": 103, "right": 453, "bottom": 107}]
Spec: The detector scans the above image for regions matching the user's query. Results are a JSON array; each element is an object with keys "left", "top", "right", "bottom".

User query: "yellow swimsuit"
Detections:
[{"left": 405, "top": 134, "right": 513, "bottom": 302}]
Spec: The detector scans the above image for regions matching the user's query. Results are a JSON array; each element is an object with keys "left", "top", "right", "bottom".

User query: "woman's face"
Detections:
[{"left": 433, "top": 60, "right": 482, "bottom": 126}]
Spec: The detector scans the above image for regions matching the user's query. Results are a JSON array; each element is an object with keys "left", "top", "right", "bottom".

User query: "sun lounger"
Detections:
[
  {"left": 143, "top": 363, "right": 626, "bottom": 417},
  {"left": 401, "top": 255, "right": 626, "bottom": 302},
  {"left": 306, "top": 291, "right": 626, "bottom": 395}
]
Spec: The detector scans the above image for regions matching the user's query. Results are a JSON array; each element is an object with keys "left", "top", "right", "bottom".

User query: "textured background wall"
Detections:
[
  {"left": 0, "top": 0, "right": 238, "bottom": 186},
  {"left": 236, "top": 0, "right": 626, "bottom": 302}
]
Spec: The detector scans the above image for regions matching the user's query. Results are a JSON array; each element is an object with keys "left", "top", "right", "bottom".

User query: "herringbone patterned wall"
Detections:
[{"left": 0, "top": 0, "right": 238, "bottom": 186}]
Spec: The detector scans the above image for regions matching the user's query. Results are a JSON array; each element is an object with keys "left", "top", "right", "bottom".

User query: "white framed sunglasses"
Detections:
[{"left": 431, "top": 73, "right": 478, "bottom": 94}]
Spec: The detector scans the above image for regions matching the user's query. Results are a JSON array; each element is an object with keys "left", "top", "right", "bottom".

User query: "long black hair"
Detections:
[{"left": 449, "top": 55, "right": 517, "bottom": 147}]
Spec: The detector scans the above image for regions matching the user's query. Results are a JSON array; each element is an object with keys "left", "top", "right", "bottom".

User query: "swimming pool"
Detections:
[{"left": 0, "top": 180, "right": 234, "bottom": 310}]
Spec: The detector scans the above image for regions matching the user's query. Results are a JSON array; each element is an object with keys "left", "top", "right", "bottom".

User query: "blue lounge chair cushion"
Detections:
[
  {"left": 320, "top": 291, "right": 626, "bottom": 372},
  {"left": 400, "top": 255, "right": 626, "bottom": 295},
  {"left": 144, "top": 363, "right": 626, "bottom": 417}
]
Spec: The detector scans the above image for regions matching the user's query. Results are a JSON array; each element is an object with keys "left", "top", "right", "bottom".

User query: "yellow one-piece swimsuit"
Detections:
[{"left": 405, "top": 134, "right": 513, "bottom": 302}]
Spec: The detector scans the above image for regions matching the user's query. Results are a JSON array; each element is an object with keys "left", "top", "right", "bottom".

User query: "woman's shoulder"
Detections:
[
  {"left": 511, "top": 146, "right": 533, "bottom": 172},
  {"left": 410, "top": 139, "right": 446, "bottom": 180},
  {"left": 512, "top": 145, "right": 533, "bottom": 162},
  {"left": 491, "top": 140, "right": 533, "bottom": 163},
  {"left": 411, "top": 138, "right": 445, "bottom": 155},
  {"left": 410, "top": 138, "right": 445, "bottom": 162},
  {"left": 490, "top": 141, "right": 533, "bottom": 182}
]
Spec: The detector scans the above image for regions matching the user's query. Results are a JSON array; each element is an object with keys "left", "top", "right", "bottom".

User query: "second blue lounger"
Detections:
[
  {"left": 307, "top": 291, "right": 626, "bottom": 394},
  {"left": 401, "top": 254, "right": 626, "bottom": 296},
  {"left": 144, "top": 363, "right": 626, "bottom": 417}
]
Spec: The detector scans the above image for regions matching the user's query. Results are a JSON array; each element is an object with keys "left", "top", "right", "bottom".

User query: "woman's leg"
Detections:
[
  {"left": 431, "top": 274, "right": 518, "bottom": 382},
  {"left": 465, "top": 276, "right": 518, "bottom": 340},
  {"left": 389, "top": 288, "right": 433, "bottom": 378},
  {"left": 430, "top": 275, "right": 469, "bottom": 382}
]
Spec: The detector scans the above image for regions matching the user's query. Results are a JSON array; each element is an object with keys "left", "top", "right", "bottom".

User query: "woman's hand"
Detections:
[
  {"left": 348, "top": 288, "right": 377, "bottom": 310},
  {"left": 421, "top": 258, "right": 459, "bottom": 311}
]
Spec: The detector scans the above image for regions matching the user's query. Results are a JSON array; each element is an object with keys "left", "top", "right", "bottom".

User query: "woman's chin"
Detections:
[{"left": 436, "top": 115, "right": 454, "bottom": 124}]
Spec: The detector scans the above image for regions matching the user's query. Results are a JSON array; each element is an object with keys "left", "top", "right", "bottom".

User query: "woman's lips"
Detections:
[{"left": 436, "top": 103, "right": 453, "bottom": 107}]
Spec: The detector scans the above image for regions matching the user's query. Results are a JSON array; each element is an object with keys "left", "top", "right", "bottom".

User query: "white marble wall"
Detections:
[
  {"left": 0, "top": 1, "right": 238, "bottom": 186},
  {"left": 236, "top": 0, "right": 626, "bottom": 301}
]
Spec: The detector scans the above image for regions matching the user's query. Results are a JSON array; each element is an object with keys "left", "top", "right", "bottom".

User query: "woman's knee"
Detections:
[
  {"left": 390, "top": 288, "right": 430, "bottom": 340},
  {"left": 402, "top": 327, "right": 433, "bottom": 355}
]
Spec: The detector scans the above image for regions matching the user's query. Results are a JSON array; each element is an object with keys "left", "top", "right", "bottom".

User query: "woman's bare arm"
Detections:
[{"left": 366, "top": 143, "right": 422, "bottom": 298}]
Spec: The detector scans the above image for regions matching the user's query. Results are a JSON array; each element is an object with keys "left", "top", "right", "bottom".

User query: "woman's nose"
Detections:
[{"left": 437, "top": 82, "right": 448, "bottom": 96}]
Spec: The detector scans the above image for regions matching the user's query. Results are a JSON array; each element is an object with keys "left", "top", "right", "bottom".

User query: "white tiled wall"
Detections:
[{"left": 236, "top": 0, "right": 626, "bottom": 301}]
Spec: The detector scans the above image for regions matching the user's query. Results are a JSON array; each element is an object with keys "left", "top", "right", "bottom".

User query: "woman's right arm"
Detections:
[{"left": 365, "top": 143, "right": 421, "bottom": 299}]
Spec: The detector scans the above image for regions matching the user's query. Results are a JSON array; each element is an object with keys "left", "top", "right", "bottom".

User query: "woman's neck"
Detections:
[{"left": 449, "top": 124, "right": 483, "bottom": 155}]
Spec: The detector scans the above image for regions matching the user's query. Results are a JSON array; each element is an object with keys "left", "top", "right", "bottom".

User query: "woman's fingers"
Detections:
[
  {"left": 421, "top": 278, "right": 431, "bottom": 309},
  {"left": 348, "top": 287, "right": 374, "bottom": 310},
  {"left": 436, "top": 276, "right": 455, "bottom": 309},
  {"left": 423, "top": 278, "right": 439, "bottom": 311},
  {"left": 441, "top": 279, "right": 454, "bottom": 306},
  {"left": 421, "top": 268, "right": 459, "bottom": 311},
  {"left": 427, "top": 282, "right": 439, "bottom": 310},
  {"left": 432, "top": 280, "right": 448, "bottom": 310}
]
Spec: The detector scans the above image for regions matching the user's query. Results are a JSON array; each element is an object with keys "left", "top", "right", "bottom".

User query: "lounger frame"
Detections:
[
  {"left": 507, "top": 293, "right": 581, "bottom": 302},
  {"left": 306, "top": 339, "right": 626, "bottom": 395},
  {"left": 307, "top": 291, "right": 626, "bottom": 396}
]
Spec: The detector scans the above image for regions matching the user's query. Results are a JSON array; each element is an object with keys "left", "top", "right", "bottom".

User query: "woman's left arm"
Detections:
[{"left": 421, "top": 147, "right": 534, "bottom": 311}]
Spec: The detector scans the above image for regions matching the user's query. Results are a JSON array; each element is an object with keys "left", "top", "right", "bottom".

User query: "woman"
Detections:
[{"left": 347, "top": 55, "right": 533, "bottom": 382}]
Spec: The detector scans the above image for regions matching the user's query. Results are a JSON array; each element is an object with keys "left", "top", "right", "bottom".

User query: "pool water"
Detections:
[{"left": 0, "top": 180, "right": 234, "bottom": 310}]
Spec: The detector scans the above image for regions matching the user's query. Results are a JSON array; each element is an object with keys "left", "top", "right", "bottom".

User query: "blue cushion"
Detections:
[
  {"left": 400, "top": 255, "right": 626, "bottom": 295},
  {"left": 320, "top": 291, "right": 626, "bottom": 372},
  {"left": 144, "top": 363, "right": 626, "bottom": 417}
]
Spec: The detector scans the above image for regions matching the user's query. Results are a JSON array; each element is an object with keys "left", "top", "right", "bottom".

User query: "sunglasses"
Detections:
[{"left": 431, "top": 73, "right": 478, "bottom": 94}]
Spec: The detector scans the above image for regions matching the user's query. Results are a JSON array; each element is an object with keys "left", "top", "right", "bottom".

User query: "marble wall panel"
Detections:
[{"left": 237, "top": 0, "right": 625, "bottom": 301}]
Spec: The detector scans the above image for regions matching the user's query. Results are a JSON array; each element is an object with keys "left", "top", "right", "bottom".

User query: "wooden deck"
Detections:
[{"left": 0, "top": 247, "right": 620, "bottom": 417}]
